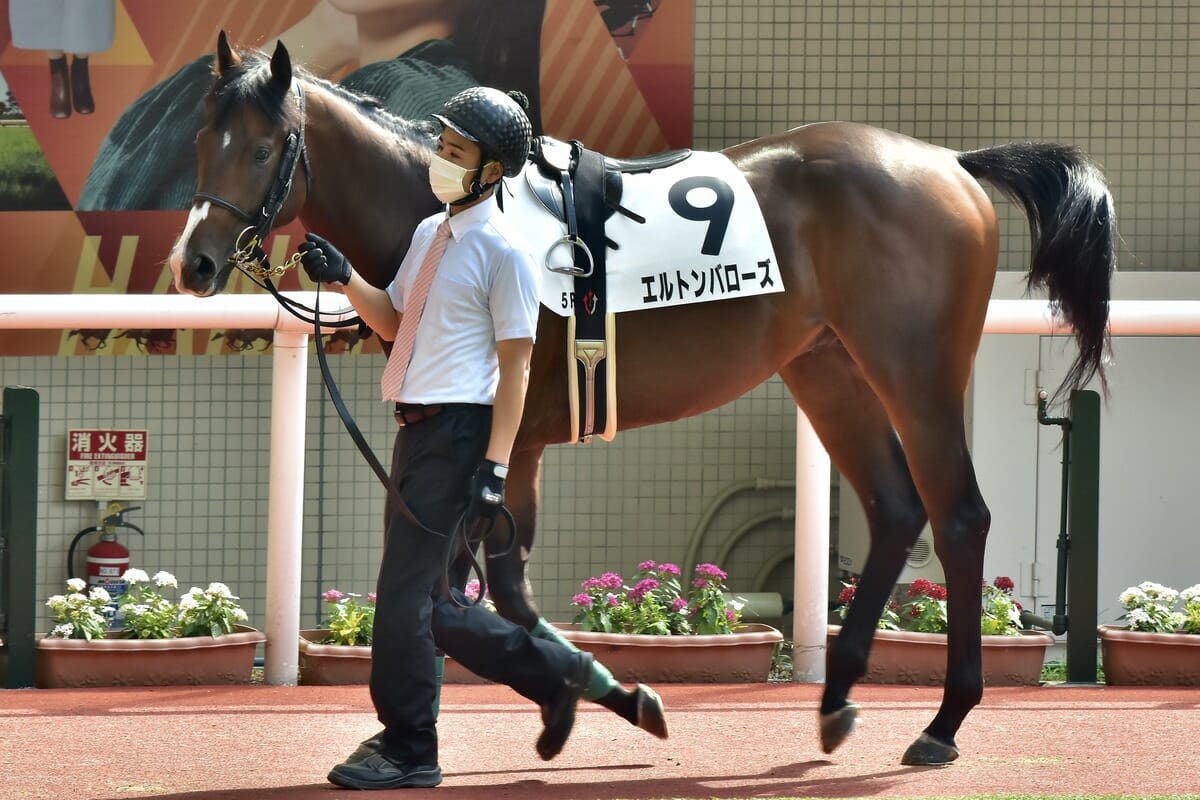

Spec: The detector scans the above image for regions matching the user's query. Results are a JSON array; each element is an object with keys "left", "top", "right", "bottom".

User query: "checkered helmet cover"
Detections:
[{"left": 433, "top": 87, "right": 533, "bottom": 178}]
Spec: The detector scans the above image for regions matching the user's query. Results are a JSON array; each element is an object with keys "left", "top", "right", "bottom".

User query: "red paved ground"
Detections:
[{"left": 2, "top": 682, "right": 1198, "bottom": 799}]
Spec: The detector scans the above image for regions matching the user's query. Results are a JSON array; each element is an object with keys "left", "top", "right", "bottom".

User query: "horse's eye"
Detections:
[{"left": 254, "top": 146, "right": 272, "bottom": 164}]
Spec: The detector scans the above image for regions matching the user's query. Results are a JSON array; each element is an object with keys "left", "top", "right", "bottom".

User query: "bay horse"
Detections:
[{"left": 170, "top": 35, "right": 1115, "bottom": 766}]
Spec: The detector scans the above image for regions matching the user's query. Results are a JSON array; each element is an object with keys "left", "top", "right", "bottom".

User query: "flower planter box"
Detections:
[
  {"left": 35, "top": 625, "right": 264, "bottom": 688},
  {"left": 298, "top": 624, "right": 783, "bottom": 684},
  {"left": 298, "top": 630, "right": 372, "bottom": 685},
  {"left": 826, "top": 624, "right": 1053, "bottom": 687},
  {"left": 298, "top": 631, "right": 489, "bottom": 685},
  {"left": 555, "top": 622, "right": 783, "bottom": 683},
  {"left": 1098, "top": 624, "right": 1200, "bottom": 686}
]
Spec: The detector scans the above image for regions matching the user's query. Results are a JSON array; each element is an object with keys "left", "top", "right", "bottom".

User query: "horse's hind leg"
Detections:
[
  {"left": 777, "top": 338, "right": 928, "bottom": 754},
  {"left": 835, "top": 317, "right": 992, "bottom": 766},
  {"left": 485, "top": 444, "right": 668, "bottom": 739}
]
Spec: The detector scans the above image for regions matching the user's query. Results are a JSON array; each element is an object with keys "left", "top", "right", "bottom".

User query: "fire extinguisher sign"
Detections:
[{"left": 65, "top": 429, "right": 149, "bottom": 501}]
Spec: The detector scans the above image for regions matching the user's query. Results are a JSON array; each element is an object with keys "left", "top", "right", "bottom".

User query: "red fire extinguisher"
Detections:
[{"left": 68, "top": 503, "right": 144, "bottom": 625}]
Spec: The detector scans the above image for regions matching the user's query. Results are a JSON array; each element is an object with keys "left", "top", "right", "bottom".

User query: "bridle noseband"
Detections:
[{"left": 193, "top": 81, "right": 312, "bottom": 280}]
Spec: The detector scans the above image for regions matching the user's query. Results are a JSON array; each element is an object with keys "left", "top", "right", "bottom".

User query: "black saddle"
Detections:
[{"left": 525, "top": 136, "right": 692, "bottom": 235}]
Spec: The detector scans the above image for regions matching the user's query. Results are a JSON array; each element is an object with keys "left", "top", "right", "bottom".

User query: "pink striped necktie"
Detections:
[{"left": 380, "top": 219, "right": 452, "bottom": 400}]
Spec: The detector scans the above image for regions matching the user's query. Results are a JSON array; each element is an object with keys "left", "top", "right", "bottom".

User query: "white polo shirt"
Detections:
[{"left": 384, "top": 194, "right": 541, "bottom": 405}]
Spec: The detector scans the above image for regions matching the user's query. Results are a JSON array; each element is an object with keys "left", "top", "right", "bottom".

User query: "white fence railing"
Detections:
[{"left": 4, "top": 295, "right": 1200, "bottom": 683}]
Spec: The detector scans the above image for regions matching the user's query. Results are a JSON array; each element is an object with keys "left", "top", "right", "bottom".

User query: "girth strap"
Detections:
[{"left": 571, "top": 147, "right": 611, "bottom": 442}]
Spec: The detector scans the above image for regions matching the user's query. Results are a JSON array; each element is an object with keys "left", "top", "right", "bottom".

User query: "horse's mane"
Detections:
[{"left": 207, "top": 49, "right": 438, "bottom": 147}]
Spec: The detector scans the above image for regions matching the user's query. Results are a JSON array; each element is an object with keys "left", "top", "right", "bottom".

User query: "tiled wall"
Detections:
[{"left": 7, "top": 0, "right": 1200, "bottom": 633}]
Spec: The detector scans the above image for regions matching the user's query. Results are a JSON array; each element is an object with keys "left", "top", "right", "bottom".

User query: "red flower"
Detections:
[
  {"left": 994, "top": 576, "right": 1015, "bottom": 593},
  {"left": 927, "top": 583, "right": 948, "bottom": 601},
  {"left": 907, "top": 578, "right": 935, "bottom": 598},
  {"left": 837, "top": 585, "right": 856, "bottom": 605}
]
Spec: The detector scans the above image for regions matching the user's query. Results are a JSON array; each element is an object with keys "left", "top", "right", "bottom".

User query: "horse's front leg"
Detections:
[
  {"left": 484, "top": 444, "right": 543, "bottom": 627},
  {"left": 484, "top": 445, "right": 667, "bottom": 739}
]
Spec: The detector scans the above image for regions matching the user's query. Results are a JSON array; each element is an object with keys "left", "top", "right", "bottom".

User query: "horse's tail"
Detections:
[{"left": 958, "top": 142, "right": 1115, "bottom": 397}]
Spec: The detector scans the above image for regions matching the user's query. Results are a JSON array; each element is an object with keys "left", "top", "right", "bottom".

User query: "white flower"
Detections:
[
  {"left": 89, "top": 587, "right": 111, "bottom": 603},
  {"left": 1180, "top": 585, "right": 1200, "bottom": 604},
  {"left": 1119, "top": 587, "right": 1145, "bottom": 606},
  {"left": 66, "top": 578, "right": 86, "bottom": 593},
  {"left": 1127, "top": 608, "right": 1151, "bottom": 625},
  {"left": 152, "top": 571, "right": 178, "bottom": 589},
  {"left": 125, "top": 604, "right": 149, "bottom": 617},
  {"left": 178, "top": 594, "right": 199, "bottom": 611},
  {"left": 46, "top": 595, "right": 65, "bottom": 609},
  {"left": 232, "top": 608, "right": 248, "bottom": 622},
  {"left": 51, "top": 624, "right": 74, "bottom": 638},
  {"left": 122, "top": 568, "right": 150, "bottom": 584},
  {"left": 1137, "top": 582, "right": 1178, "bottom": 602},
  {"left": 206, "top": 582, "right": 233, "bottom": 598}
]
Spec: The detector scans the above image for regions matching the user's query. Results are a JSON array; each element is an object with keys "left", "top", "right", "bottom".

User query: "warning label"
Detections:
[{"left": 66, "top": 429, "right": 149, "bottom": 501}]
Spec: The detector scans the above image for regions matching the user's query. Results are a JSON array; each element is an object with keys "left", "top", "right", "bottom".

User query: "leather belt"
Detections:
[{"left": 394, "top": 403, "right": 444, "bottom": 426}]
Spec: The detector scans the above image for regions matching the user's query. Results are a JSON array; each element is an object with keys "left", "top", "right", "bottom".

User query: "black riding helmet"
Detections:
[{"left": 432, "top": 87, "right": 533, "bottom": 178}]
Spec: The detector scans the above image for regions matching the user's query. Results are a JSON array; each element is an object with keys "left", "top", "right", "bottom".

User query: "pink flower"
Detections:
[
  {"left": 628, "top": 577, "right": 660, "bottom": 604},
  {"left": 367, "top": 592, "right": 377, "bottom": 604},
  {"left": 694, "top": 563, "right": 727, "bottom": 580},
  {"left": 693, "top": 578, "right": 707, "bottom": 589},
  {"left": 725, "top": 608, "right": 737, "bottom": 622},
  {"left": 657, "top": 563, "right": 681, "bottom": 576},
  {"left": 571, "top": 593, "right": 592, "bottom": 607},
  {"left": 606, "top": 594, "right": 619, "bottom": 607},
  {"left": 322, "top": 589, "right": 344, "bottom": 603},
  {"left": 671, "top": 597, "right": 688, "bottom": 612},
  {"left": 465, "top": 579, "right": 482, "bottom": 601},
  {"left": 638, "top": 560, "right": 657, "bottom": 571},
  {"left": 598, "top": 572, "right": 624, "bottom": 590}
]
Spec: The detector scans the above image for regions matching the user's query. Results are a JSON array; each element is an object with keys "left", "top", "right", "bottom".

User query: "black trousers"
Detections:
[{"left": 370, "top": 405, "right": 576, "bottom": 766}]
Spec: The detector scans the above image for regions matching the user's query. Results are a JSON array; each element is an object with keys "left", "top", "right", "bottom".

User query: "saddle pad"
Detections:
[{"left": 505, "top": 151, "right": 782, "bottom": 317}]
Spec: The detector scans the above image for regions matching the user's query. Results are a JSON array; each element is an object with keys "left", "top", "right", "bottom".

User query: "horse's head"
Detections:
[{"left": 170, "top": 31, "right": 308, "bottom": 296}]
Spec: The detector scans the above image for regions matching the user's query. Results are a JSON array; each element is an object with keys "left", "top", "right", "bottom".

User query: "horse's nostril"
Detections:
[{"left": 192, "top": 254, "right": 217, "bottom": 283}]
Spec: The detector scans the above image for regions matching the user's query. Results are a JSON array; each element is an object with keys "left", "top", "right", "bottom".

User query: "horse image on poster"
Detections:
[{"left": 169, "top": 35, "right": 1115, "bottom": 766}]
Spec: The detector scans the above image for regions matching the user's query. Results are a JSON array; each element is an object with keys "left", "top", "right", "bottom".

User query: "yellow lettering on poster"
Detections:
[{"left": 72, "top": 236, "right": 105, "bottom": 293}]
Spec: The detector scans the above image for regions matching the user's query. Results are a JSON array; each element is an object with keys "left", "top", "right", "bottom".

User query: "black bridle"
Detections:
[
  {"left": 194, "top": 82, "right": 312, "bottom": 281},
  {"left": 193, "top": 79, "right": 501, "bottom": 605}
]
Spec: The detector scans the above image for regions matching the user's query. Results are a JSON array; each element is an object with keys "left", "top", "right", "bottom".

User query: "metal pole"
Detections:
[
  {"left": 263, "top": 332, "right": 309, "bottom": 685},
  {"left": 792, "top": 408, "right": 830, "bottom": 682},
  {"left": 2, "top": 387, "right": 39, "bottom": 688},
  {"left": 1066, "top": 390, "right": 1101, "bottom": 683}
]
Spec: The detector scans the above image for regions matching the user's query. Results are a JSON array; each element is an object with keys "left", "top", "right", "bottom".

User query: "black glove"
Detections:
[
  {"left": 297, "top": 232, "right": 352, "bottom": 285},
  {"left": 466, "top": 459, "right": 508, "bottom": 529}
]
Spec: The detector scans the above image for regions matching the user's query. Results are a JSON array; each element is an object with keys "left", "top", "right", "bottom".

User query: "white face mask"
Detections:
[{"left": 428, "top": 154, "right": 477, "bottom": 204}]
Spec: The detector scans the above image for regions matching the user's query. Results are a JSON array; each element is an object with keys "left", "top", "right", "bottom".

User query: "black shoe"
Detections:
[
  {"left": 49, "top": 56, "right": 70, "bottom": 119},
  {"left": 327, "top": 754, "right": 442, "bottom": 790},
  {"left": 339, "top": 729, "right": 384, "bottom": 766},
  {"left": 535, "top": 650, "right": 593, "bottom": 760},
  {"left": 70, "top": 56, "right": 94, "bottom": 114}
]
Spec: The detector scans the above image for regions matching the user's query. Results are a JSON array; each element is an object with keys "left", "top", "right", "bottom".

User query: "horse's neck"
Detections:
[{"left": 299, "top": 85, "right": 438, "bottom": 290}]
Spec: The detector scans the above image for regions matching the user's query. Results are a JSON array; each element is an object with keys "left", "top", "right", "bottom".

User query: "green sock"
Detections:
[
  {"left": 433, "top": 654, "right": 444, "bottom": 718},
  {"left": 532, "top": 618, "right": 617, "bottom": 701}
]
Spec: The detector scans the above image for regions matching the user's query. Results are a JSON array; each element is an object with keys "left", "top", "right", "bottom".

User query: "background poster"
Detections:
[{"left": 0, "top": 0, "right": 692, "bottom": 355}]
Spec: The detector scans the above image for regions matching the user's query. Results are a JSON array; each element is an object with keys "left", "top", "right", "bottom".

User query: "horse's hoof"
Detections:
[
  {"left": 901, "top": 732, "right": 959, "bottom": 766},
  {"left": 634, "top": 684, "right": 669, "bottom": 739},
  {"left": 818, "top": 702, "right": 859, "bottom": 753}
]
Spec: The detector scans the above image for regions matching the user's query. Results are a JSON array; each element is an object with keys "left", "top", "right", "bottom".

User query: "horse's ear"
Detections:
[
  {"left": 216, "top": 30, "right": 241, "bottom": 74},
  {"left": 269, "top": 40, "right": 292, "bottom": 87}
]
